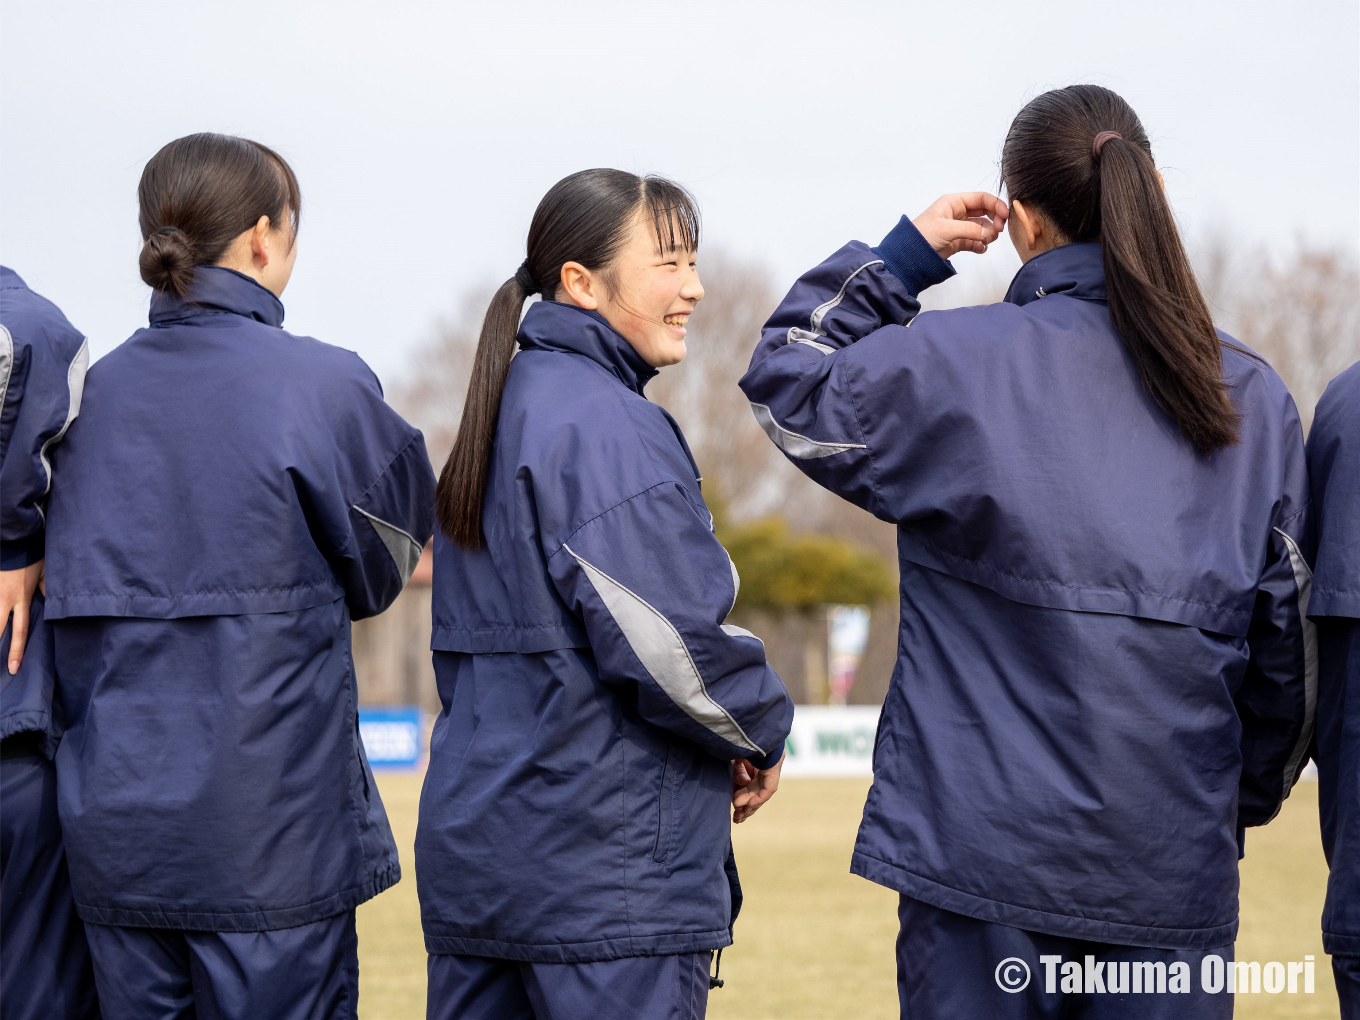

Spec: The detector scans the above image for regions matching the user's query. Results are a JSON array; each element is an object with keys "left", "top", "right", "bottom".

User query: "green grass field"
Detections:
[{"left": 357, "top": 774, "right": 1337, "bottom": 1019}]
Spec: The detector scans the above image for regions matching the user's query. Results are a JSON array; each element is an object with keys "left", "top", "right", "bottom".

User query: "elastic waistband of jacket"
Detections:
[
  {"left": 73, "top": 861, "right": 399, "bottom": 932},
  {"left": 851, "top": 851, "right": 1237, "bottom": 952},
  {"left": 423, "top": 928, "right": 732, "bottom": 964}
]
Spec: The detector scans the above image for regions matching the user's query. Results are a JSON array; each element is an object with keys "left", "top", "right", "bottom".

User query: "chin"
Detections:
[{"left": 656, "top": 340, "right": 687, "bottom": 368}]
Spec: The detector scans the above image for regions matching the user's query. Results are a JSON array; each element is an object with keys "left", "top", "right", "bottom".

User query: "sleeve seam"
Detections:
[
  {"left": 546, "top": 480, "right": 680, "bottom": 566},
  {"left": 1277, "top": 501, "right": 1312, "bottom": 530},
  {"left": 351, "top": 431, "right": 423, "bottom": 508}
]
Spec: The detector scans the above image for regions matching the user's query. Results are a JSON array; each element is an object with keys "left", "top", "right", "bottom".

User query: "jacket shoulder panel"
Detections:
[
  {"left": 501, "top": 351, "right": 695, "bottom": 536},
  {"left": 0, "top": 277, "right": 85, "bottom": 353}
]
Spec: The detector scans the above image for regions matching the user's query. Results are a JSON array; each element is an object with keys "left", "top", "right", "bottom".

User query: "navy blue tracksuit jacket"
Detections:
[
  {"left": 1311, "top": 361, "right": 1360, "bottom": 958},
  {"left": 1, "top": 266, "right": 87, "bottom": 749},
  {"left": 416, "top": 300, "right": 794, "bottom": 963},
  {"left": 0, "top": 267, "right": 99, "bottom": 1019},
  {"left": 43, "top": 266, "right": 435, "bottom": 932},
  {"left": 740, "top": 218, "right": 1314, "bottom": 951}
]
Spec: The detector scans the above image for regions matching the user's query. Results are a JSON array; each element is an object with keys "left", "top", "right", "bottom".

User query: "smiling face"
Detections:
[{"left": 556, "top": 208, "right": 704, "bottom": 368}]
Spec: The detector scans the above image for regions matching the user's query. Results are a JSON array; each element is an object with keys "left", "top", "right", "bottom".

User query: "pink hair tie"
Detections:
[{"left": 1092, "top": 131, "right": 1122, "bottom": 159}]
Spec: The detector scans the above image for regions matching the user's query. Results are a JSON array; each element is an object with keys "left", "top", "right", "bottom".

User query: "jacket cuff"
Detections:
[
  {"left": 0, "top": 532, "right": 44, "bottom": 570},
  {"left": 749, "top": 739, "right": 785, "bottom": 772},
  {"left": 873, "top": 216, "right": 957, "bottom": 295}
]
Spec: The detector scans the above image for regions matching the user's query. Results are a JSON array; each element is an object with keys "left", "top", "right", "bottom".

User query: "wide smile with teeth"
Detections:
[{"left": 663, "top": 314, "right": 688, "bottom": 328}]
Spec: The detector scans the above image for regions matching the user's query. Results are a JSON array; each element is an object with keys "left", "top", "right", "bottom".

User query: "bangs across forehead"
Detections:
[{"left": 640, "top": 178, "right": 700, "bottom": 254}]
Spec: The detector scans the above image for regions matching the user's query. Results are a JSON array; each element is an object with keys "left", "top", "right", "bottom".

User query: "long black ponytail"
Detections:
[
  {"left": 1002, "top": 85, "right": 1241, "bottom": 455},
  {"left": 435, "top": 169, "right": 699, "bottom": 547}
]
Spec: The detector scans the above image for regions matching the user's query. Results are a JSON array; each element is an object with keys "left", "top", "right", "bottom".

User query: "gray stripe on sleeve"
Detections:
[
  {"left": 786, "top": 332, "right": 837, "bottom": 355},
  {"left": 0, "top": 325, "right": 13, "bottom": 415},
  {"left": 564, "top": 543, "right": 763, "bottom": 756},
  {"left": 35, "top": 337, "right": 89, "bottom": 521},
  {"left": 1274, "top": 526, "right": 1317, "bottom": 794},
  {"left": 353, "top": 505, "right": 422, "bottom": 586},
  {"left": 721, "top": 623, "right": 764, "bottom": 648},
  {"left": 808, "top": 259, "right": 884, "bottom": 334},
  {"left": 749, "top": 402, "right": 866, "bottom": 460},
  {"left": 784, "top": 260, "right": 885, "bottom": 347}
]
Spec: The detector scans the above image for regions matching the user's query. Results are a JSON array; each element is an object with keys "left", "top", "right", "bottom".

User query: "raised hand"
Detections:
[{"left": 912, "top": 193, "right": 1009, "bottom": 258}]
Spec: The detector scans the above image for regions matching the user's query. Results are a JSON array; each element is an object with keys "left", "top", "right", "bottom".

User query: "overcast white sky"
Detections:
[{"left": 2, "top": 1, "right": 1357, "bottom": 384}]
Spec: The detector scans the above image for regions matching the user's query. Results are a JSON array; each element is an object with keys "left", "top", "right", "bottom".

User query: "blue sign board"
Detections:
[{"left": 358, "top": 705, "right": 423, "bottom": 769}]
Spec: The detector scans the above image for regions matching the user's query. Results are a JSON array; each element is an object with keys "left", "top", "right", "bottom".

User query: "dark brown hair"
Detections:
[
  {"left": 1001, "top": 85, "right": 1241, "bottom": 454},
  {"left": 138, "top": 133, "right": 301, "bottom": 295},
  {"left": 436, "top": 168, "right": 699, "bottom": 547}
]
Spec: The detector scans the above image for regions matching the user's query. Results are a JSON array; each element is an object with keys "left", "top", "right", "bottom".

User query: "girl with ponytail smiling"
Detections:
[
  {"left": 742, "top": 85, "right": 1314, "bottom": 1018},
  {"left": 417, "top": 170, "right": 792, "bottom": 1018}
]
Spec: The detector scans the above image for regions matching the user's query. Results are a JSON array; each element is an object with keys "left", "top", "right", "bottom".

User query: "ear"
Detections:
[
  {"left": 557, "top": 261, "right": 600, "bottom": 310},
  {"left": 1011, "top": 200, "right": 1042, "bottom": 252},
  {"left": 249, "top": 215, "right": 272, "bottom": 269}
]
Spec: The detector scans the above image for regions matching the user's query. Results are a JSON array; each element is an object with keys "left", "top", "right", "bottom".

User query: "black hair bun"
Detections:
[{"left": 139, "top": 225, "right": 197, "bottom": 295}]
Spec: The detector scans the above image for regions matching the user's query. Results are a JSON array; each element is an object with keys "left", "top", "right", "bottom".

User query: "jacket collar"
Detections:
[
  {"left": 1004, "top": 242, "right": 1107, "bottom": 307},
  {"left": 518, "top": 301, "right": 657, "bottom": 394},
  {"left": 149, "top": 266, "right": 285, "bottom": 328}
]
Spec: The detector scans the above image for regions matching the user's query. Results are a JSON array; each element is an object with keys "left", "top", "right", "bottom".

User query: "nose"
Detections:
[{"left": 682, "top": 266, "right": 704, "bottom": 304}]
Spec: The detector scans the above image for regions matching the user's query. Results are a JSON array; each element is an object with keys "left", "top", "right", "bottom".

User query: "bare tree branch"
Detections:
[
  {"left": 1198, "top": 237, "right": 1360, "bottom": 431},
  {"left": 389, "top": 286, "right": 491, "bottom": 471}
]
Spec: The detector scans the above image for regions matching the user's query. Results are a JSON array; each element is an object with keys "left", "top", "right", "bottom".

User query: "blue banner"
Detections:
[{"left": 358, "top": 705, "right": 423, "bottom": 769}]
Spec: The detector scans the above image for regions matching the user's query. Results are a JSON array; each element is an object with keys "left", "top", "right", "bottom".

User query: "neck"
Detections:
[
  {"left": 1018, "top": 233, "right": 1070, "bottom": 264},
  {"left": 215, "top": 257, "right": 280, "bottom": 296}
]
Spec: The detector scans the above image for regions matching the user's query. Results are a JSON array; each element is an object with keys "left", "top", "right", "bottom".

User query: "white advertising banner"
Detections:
[
  {"left": 781, "top": 704, "right": 881, "bottom": 778},
  {"left": 776, "top": 706, "right": 1318, "bottom": 781}
]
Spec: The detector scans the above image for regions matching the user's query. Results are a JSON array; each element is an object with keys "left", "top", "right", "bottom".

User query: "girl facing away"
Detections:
[
  {"left": 416, "top": 169, "right": 794, "bottom": 1020},
  {"left": 43, "top": 133, "right": 436, "bottom": 1018},
  {"left": 742, "top": 85, "right": 1313, "bottom": 1019}
]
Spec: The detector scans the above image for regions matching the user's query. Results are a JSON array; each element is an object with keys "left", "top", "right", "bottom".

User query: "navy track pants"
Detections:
[
  {"left": 896, "top": 896, "right": 1234, "bottom": 1019},
  {"left": 84, "top": 910, "right": 357, "bottom": 1020},
  {"left": 1335, "top": 954, "right": 1360, "bottom": 1019},
  {"left": 0, "top": 744, "right": 100, "bottom": 1020},
  {"left": 426, "top": 951, "right": 712, "bottom": 1020}
]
